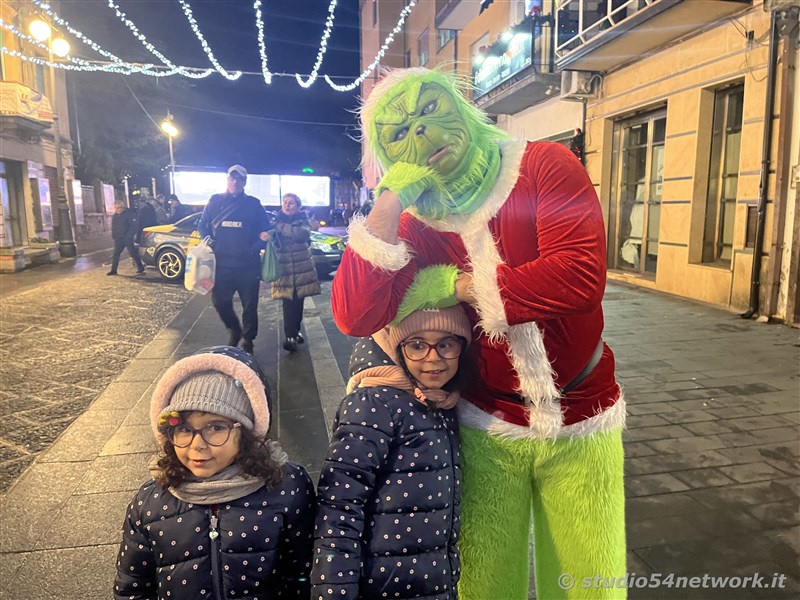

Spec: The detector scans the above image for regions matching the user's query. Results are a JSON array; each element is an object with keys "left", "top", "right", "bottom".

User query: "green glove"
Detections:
[
  {"left": 376, "top": 162, "right": 449, "bottom": 216},
  {"left": 391, "top": 264, "right": 461, "bottom": 326}
]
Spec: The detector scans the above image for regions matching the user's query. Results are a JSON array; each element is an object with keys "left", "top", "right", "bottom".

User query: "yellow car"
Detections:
[{"left": 139, "top": 212, "right": 345, "bottom": 280}]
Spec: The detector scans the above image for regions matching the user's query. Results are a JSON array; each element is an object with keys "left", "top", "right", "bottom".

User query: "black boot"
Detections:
[
  {"left": 241, "top": 339, "right": 254, "bottom": 355},
  {"left": 227, "top": 329, "right": 242, "bottom": 348},
  {"left": 283, "top": 337, "right": 297, "bottom": 352},
  {"left": 296, "top": 332, "right": 305, "bottom": 344}
]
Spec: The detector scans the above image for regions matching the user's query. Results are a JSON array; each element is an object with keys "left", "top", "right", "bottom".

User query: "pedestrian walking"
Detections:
[
  {"left": 198, "top": 165, "right": 270, "bottom": 355},
  {"left": 271, "top": 193, "right": 320, "bottom": 353},
  {"left": 311, "top": 270, "right": 470, "bottom": 599},
  {"left": 114, "top": 346, "right": 315, "bottom": 599},
  {"left": 135, "top": 193, "right": 169, "bottom": 243},
  {"left": 107, "top": 200, "right": 145, "bottom": 276}
]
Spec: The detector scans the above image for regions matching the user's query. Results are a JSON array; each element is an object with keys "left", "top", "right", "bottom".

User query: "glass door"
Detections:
[{"left": 609, "top": 109, "right": 666, "bottom": 275}]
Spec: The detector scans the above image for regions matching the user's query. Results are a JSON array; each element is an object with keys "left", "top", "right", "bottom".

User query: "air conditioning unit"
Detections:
[{"left": 560, "top": 71, "right": 597, "bottom": 100}]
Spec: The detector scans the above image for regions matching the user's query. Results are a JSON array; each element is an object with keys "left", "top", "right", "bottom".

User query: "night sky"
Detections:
[{"left": 61, "top": 0, "right": 362, "bottom": 179}]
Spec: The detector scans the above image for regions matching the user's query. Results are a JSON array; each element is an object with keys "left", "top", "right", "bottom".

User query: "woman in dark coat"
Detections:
[{"left": 271, "top": 193, "right": 321, "bottom": 352}]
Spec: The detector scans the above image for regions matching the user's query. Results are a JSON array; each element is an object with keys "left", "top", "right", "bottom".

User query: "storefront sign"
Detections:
[
  {"left": 37, "top": 177, "right": 53, "bottom": 228},
  {"left": 72, "top": 180, "right": 85, "bottom": 225},
  {"left": 102, "top": 183, "right": 116, "bottom": 214},
  {"left": 0, "top": 82, "right": 53, "bottom": 123},
  {"left": 473, "top": 29, "right": 533, "bottom": 98}
]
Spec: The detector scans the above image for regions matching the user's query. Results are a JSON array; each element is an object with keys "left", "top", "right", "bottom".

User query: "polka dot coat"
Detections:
[
  {"left": 311, "top": 337, "right": 462, "bottom": 600},
  {"left": 114, "top": 463, "right": 315, "bottom": 599}
]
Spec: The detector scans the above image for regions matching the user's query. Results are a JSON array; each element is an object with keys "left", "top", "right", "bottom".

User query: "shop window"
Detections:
[
  {"left": 702, "top": 84, "right": 744, "bottom": 264},
  {"left": 608, "top": 109, "right": 666, "bottom": 276},
  {"left": 418, "top": 28, "right": 429, "bottom": 67}
]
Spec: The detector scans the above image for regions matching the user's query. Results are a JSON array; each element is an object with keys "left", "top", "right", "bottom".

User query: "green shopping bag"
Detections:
[{"left": 261, "top": 236, "right": 282, "bottom": 283}]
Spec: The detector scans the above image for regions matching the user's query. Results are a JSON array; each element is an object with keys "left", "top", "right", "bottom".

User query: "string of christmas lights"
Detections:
[
  {"left": 32, "top": 0, "right": 182, "bottom": 76},
  {"left": 253, "top": 0, "right": 273, "bottom": 84},
  {"left": 325, "top": 0, "right": 416, "bottom": 91},
  {"left": 6, "top": 0, "right": 418, "bottom": 90},
  {"left": 177, "top": 0, "right": 241, "bottom": 80},
  {"left": 295, "top": 0, "right": 337, "bottom": 88},
  {"left": 106, "top": 0, "right": 213, "bottom": 79}
]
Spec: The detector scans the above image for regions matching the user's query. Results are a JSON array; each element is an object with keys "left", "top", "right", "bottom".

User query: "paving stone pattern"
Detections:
[{"left": 0, "top": 271, "right": 192, "bottom": 494}]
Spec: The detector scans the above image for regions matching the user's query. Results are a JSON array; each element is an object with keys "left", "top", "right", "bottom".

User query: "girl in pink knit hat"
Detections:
[
  {"left": 114, "top": 345, "right": 315, "bottom": 599},
  {"left": 312, "top": 267, "right": 472, "bottom": 600}
]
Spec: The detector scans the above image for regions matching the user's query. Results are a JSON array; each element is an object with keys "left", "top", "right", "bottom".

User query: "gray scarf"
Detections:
[{"left": 150, "top": 441, "right": 288, "bottom": 504}]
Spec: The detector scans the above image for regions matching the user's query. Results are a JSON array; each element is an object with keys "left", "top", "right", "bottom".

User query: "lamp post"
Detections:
[
  {"left": 160, "top": 114, "right": 178, "bottom": 194},
  {"left": 29, "top": 18, "right": 77, "bottom": 257}
]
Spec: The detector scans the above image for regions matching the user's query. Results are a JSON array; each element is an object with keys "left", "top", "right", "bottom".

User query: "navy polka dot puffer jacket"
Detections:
[
  {"left": 114, "top": 462, "right": 315, "bottom": 599},
  {"left": 311, "top": 336, "right": 462, "bottom": 600}
]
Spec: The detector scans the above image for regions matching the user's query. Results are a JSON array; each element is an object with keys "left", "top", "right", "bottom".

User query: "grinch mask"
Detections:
[
  {"left": 362, "top": 68, "right": 507, "bottom": 218},
  {"left": 376, "top": 82, "right": 471, "bottom": 179}
]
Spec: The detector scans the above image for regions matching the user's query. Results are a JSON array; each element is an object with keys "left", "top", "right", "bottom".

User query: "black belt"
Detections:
[
  {"left": 498, "top": 339, "right": 605, "bottom": 405},
  {"left": 561, "top": 339, "right": 604, "bottom": 395}
]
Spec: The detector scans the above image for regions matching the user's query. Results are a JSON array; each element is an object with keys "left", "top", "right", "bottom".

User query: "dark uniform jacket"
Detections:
[
  {"left": 271, "top": 211, "right": 321, "bottom": 301},
  {"left": 311, "top": 337, "right": 462, "bottom": 600},
  {"left": 111, "top": 208, "right": 138, "bottom": 243},
  {"left": 114, "top": 462, "right": 315, "bottom": 600},
  {"left": 198, "top": 192, "right": 270, "bottom": 271}
]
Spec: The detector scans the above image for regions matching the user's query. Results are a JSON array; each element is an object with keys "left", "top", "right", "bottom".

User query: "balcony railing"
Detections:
[
  {"left": 554, "top": 0, "right": 751, "bottom": 71},
  {"left": 471, "top": 12, "right": 557, "bottom": 112}
]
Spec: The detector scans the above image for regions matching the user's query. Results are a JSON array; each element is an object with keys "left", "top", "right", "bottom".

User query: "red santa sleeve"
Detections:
[
  {"left": 331, "top": 216, "right": 418, "bottom": 337},
  {"left": 495, "top": 142, "right": 607, "bottom": 326}
]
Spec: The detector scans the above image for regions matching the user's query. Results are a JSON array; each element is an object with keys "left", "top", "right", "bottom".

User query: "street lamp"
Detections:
[
  {"left": 28, "top": 17, "right": 77, "bottom": 257},
  {"left": 160, "top": 114, "right": 178, "bottom": 194}
]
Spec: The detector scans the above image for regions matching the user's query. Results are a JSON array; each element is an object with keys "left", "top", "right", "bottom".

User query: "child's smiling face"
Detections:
[
  {"left": 173, "top": 412, "right": 241, "bottom": 478},
  {"left": 400, "top": 331, "right": 461, "bottom": 390}
]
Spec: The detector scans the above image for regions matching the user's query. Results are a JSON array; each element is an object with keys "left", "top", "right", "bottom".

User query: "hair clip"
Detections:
[{"left": 234, "top": 379, "right": 243, "bottom": 388}]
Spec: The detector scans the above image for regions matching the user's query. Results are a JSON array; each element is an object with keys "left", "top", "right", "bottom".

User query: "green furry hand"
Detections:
[
  {"left": 392, "top": 265, "right": 461, "bottom": 326},
  {"left": 377, "top": 162, "right": 449, "bottom": 215}
]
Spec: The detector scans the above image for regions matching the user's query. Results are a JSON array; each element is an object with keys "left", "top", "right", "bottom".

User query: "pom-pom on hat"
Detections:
[{"left": 150, "top": 346, "right": 271, "bottom": 441}]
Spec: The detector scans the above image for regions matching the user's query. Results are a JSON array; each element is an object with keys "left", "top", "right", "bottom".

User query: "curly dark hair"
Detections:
[{"left": 153, "top": 425, "right": 285, "bottom": 489}]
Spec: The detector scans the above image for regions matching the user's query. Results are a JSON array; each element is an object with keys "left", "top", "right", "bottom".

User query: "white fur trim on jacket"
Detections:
[
  {"left": 346, "top": 215, "right": 412, "bottom": 272},
  {"left": 150, "top": 353, "right": 270, "bottom": 440},
  {"left": 457, "top": 395, "right": 627, "bottom": 441}
]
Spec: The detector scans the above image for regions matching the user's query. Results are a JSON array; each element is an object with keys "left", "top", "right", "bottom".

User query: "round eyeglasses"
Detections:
[
  {"left": 168, "top": 422, "right": 241, "bottom": 448},
  {"left": 400, "top": 336, "right": 464, "bottom": 362}
]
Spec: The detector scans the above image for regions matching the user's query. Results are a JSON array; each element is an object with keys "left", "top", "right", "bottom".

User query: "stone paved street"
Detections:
[{"left": 0, "top": 266, "right": 193, "bottom": 493}]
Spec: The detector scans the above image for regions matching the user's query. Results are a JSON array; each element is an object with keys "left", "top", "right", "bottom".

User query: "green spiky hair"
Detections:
[{"left": 360, "top": 67, "right": 508, "bottom": 179}]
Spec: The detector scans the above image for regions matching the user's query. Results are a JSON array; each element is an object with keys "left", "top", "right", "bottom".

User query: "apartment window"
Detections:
[
  {"left": 418, "top": 28, "right": 429, "bottom": 67},
  {"left": 702, "top": 84, "right": 744, "bottom": 264},
  {"left": 437, "top": 29, "right": 456, "bottom": 51},
  {"left": 608, "top": 109, "right": 666, "bottom": 275},
  {"left": 35, "top": 63, "right": 46, "bottom": 94}
]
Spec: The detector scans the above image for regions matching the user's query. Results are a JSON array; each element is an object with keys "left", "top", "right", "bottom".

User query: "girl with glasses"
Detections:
[
  {"left": 312, "top": 268, "right": 471, "bottom": 600},
  {"left": 114, "top": 346, "right": 315, "bottom": 599}
]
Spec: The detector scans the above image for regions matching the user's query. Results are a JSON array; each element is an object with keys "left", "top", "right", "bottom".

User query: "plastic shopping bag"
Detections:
[
  {"left": 260, "top": 238, "right": 282, "bottom": 283},
  {"left": 184, "top": 237, "right": 216, "bottom": 294}
]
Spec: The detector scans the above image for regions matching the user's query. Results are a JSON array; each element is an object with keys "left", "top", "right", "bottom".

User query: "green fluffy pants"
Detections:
[{"left": 458, "top": 426, "right": 627, "bottom": 600}]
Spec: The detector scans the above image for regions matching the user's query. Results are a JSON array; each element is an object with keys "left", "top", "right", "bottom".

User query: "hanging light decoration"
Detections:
[
  {"left": 325, "top": 1, "right": 416, "bottom": 91},
  {"left": 177, "top": 0, "right": 241, "bottom": 80},
  {"left": 253, "top": 0, "right": 272, "bottom": 84},
  {"left": 295, "top": 0, "right": 337, "bottom": 88}
]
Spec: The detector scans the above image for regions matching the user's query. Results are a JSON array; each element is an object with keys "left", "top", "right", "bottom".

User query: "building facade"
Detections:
[
  {"left": 359, "top": 0, "right": 800, "bottom": 324},
  {"left": 0, "top": 0, "right": 76, "bottom": 271}
]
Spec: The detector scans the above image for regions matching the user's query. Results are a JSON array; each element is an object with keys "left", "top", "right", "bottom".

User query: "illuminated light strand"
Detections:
[
  {"left": 253, "top": 0, "right": 272, "bottom": 84},
  {"left": 324, "top": 0, "right": 416, "bottom": 91},
  {"left": 33, "top": 0, "right": 182, "bottom": 76},
  {"left": 177, "top": 0, "right": 241, "bottom": 80},
  {"left": 295, "top": 0, "right": 337, "bottom": 88},
  {"left": 0, "top": 19, "right": 139, "bottom": 73},
  {"left": 106, "top": 0, "right": 213, "bottom": 79}
]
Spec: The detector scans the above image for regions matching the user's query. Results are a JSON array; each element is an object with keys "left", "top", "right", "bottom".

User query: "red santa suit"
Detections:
[{"left": 332, "top": 140, "right": 625, "bottom": 439}]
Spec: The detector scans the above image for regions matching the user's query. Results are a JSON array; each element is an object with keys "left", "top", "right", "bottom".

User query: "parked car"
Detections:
[{"left": 139, "top": 212, "right": 345, "bottom": 280}]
